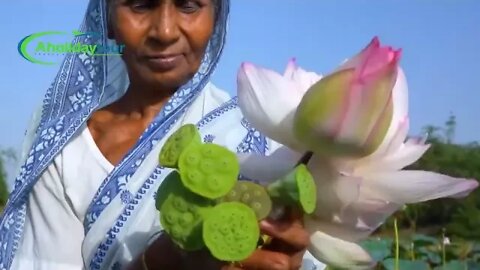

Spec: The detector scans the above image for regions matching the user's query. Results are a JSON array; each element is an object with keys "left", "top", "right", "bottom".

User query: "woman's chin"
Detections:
[{"left": 139, "top": 71, "right": 193, "bottom": 93}]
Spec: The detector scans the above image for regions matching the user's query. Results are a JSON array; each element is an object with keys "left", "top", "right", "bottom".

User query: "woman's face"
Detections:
[{"left": 109, "top": 0, "right": 216, "bottom": 91}]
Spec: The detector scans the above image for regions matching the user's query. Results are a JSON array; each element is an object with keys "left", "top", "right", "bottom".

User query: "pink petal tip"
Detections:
[{"left": 371, "top": 36, "right": 381, "bottom": 47}]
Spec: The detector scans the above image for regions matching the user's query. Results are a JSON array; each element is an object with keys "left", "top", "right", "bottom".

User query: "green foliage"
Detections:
[
  {"left": 361, "top": 238, "right": 393, "bottom": 262},
  {"left": 446, "top": 198, "right": 480, "bottom": 240},
  {"left": 361, "top": 234, "right": 480, "bottom": 270},
  {"left": 0, "top": 148, "right": 15, "bottom": 211},
  {"left": 0, "top": 158, "right": 7, "bottom": 206},
  {"left": 0, "top": 150, "right": 11, "bottom": 207},
  {"left": 382, "top": 258, "right": 429, "bottom": 270}
]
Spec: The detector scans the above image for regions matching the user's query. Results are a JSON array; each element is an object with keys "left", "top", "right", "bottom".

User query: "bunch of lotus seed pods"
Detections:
[{"left": 156, "top": 124, "right": 317, "bottom": 262}]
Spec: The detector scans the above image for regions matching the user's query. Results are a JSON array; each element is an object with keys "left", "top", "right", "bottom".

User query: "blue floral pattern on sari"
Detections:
[{"left": 0, "top": 0, "right": 228, "bottom": 268}]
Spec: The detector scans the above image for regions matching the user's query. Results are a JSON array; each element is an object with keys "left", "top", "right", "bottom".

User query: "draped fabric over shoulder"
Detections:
[{"left": 0, "top": 1, "right": 326, "bottom": 269}]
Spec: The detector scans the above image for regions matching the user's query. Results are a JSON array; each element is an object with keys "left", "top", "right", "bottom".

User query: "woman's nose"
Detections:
[{"left": 148, "top": 5, "right": 180, "bottom": 46}]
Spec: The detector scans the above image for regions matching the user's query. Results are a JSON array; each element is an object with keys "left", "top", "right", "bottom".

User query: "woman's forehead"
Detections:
[
  {"left": 106, "top": 0, "right": 222, "bottom": 25},
  {"left": 106, "top": 0, "right": 220, "bottom": 15},
  {"left": 107, "top": 0, "right": 218, "bottom": 4}
]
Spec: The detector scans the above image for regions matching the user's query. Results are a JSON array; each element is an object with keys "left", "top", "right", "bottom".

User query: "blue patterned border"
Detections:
[{"left": 89, "top": 95, "right": 268, "bottom": 269}]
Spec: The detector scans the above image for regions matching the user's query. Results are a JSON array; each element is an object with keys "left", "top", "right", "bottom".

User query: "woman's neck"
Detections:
[
  {"left": 109, "top": 82, "right": 176, "bottom": 120},
  {"left": 85, "top": 82, "right": 177, "bottom": 165}
]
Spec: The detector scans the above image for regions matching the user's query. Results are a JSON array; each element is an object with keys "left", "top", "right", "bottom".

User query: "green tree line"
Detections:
[{"left": 0, "top": 149, "right": 14, "bottom": 211}]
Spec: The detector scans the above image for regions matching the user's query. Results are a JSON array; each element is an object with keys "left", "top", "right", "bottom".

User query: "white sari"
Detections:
[{"left": 0, "top": 0, "right": 325, "bottom": 269}]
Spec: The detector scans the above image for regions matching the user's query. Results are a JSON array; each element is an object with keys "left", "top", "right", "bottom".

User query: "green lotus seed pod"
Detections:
[
  {"left": 155, "top": 170, "right": 182, "bottom": 211},
  {"left": 267, "top": 164, "right": 317, "bottom": 214},
  {"left": 219, "top": 181, "right": 272, "bottom": 220},
  {"left": 159, "top": 124, "right": 202, "bottom": 168},
  {"left": 296, "top": 164, "right": 317, "bottom": 214},
  {"left": 156, "top": 171, "right": 214, "bottom": 251},
  {"left": 203, "top": 202, "right": 260, "bottom": 262},
  {"left": 178, "top": 143, "right": 239, "bottom": 199}
]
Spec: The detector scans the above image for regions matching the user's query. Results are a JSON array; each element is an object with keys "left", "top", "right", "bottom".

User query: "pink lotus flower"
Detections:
[
  {"left": 238, "top": 37, "right": 402, "bottom": 157},
  {"left": 294, "top": 37, "right": 401, "bottom": 157},
  {"left": 236, "top": 37, "right": 479, "bottom": 269}
]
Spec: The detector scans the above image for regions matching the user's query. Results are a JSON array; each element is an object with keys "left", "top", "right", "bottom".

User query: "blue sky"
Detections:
[{"left": 1, "top": 0, "right": 479, "bottom": 183}]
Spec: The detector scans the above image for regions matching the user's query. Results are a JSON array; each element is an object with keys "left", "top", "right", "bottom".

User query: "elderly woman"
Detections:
[{"left": 0, "top": 0, "right": 325, "bottom": 269}]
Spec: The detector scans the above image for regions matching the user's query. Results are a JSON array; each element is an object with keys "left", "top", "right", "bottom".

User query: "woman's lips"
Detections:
[{"left": 143, "top": 54, "right": 183, "bottom": 71}]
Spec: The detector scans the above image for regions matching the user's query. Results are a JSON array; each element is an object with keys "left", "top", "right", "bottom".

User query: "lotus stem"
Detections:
[
  {"left": 296, "top": 151, "right": 314, "bottom": 166},
  {"left": 266, "top": 164, "right": 316, "bottom": 214},
  {"left": 394, "top": 218, "right": 399, "bottom": 270},
  {"left": 442, "top": 228, "right": 446, "bottom": 268}
]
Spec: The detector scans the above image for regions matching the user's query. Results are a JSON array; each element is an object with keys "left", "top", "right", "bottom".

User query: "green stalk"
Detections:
[
  {"left": 410, "top": 242, "right": 415, "bottom": 261},
  {"left": 295, "top": 151, "right": 314, "bottom": 166},
  {"left": 394, "top": 218, "right": 399, "bottom": 270},
  {"left": 442, "top": 228, "right": 446, "bottom": 268},
  {"left": 266, "top": 170, "right": 300, "bottom": 205},
  {"left": 266, "top": 164, "right": 316, "bottom": 214}
]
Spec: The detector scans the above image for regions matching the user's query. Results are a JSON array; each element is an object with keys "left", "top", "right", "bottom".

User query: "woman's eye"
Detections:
[
  {"left": 127, "top": 0, "right": 153, "bottom": 12},
  {"left": 177, "top": 0, "right": 202, "bottom": 13}
]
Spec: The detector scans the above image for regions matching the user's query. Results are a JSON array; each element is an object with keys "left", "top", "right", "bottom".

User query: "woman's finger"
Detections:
[
  {"left": 240, "top": 249, "right": 291, "bottom": 270},
  {"left": 180, "top": 248, "right": 225, "bottom": 270},
  {"left": 221, "top": 265, "right": 243, "bottom": 270},
  {"left": 260, "top": 219, "right": 309, "bottom": 251}
]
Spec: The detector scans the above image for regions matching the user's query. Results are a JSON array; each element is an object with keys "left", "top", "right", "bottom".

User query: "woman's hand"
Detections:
[
  {"left": 132, "top": 208, "right": 310, "bottom": 270},
  {"left": 126, "top": 233, "right": 185, "bottom": 270},
  {"left": 181, "top": 208, "right": 309, "bottom": 270},
  {"left": 223, "top": 208, "right": 310, "bottom": 270}
]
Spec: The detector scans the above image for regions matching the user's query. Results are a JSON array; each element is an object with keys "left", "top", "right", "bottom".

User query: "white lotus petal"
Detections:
[
  {"left": 390, "top": 68, "right": 409, "bottom": 129},
  {"left": 283, "top": 58, "right": 323, "bottom": 93},
  {"left": 356, "top": 141, "right": 430, "bottom": 174},
  {"left": 382, "top": 143, "right": 430, "bottom": 170},
  {"left": 353, "top": 116, "right": 409, "bottom": 170},
  {"left": 237, "top": 62, "right": 303, "bottom": 149},
  {"left": 309, "top": 230, "right": 375, "bottom": 270},
  {"left": 306, "top": 192, "right": 401, "bottom": 243},
  {"left": 304, "top": 216, "right": 372, "bottom": 243},
  {"left": 237, "top": 146, "right": 301, "bottom": 184},
  {"left": 384, "top": 114, "right": 409, "bottom": 155},
  {"left": 283, "top": 58, "right": 297, "bottom": 79},
  {"left": 405, "top": 136, "right": 427, "bottom": 146},
  {"left": 291, "top": 67, "right": 323, "bottom": 93},
  {"left": 308, "top": 155, "right": 361, "bottom": 218},
  {"left": 363, "top": 170, "right": 479, "bottom": 204},
  {"left": 342, "top": 198, "right": 402, "bottom": 237}
]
